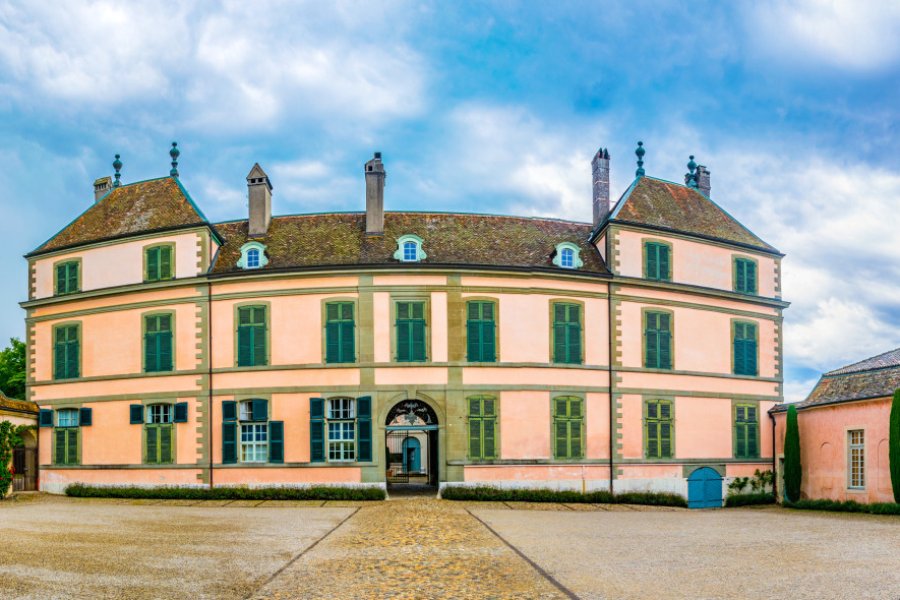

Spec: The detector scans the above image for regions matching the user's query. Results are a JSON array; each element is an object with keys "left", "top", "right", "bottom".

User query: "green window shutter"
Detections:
[
  {"left": 644, "top": 313, "right": 658, "bottom": 368},
  {"left": 340, "top": 320, "right": 355, "bottom": 363},
  {"left": 310, "top": 397, "right": 325, "bottom": 463},
  {"left": 553, "top": 321, "right": 567, "bottom": 363},
  {"left": 158, "top": 323, "right": 173, "bottom": 372},
  {"left": 554, "top": 420, "right": 569, "bottom": 459},
  {"left": 658, "top": 245, "right": 670, "bottom": 281},
  {"left": 147, "top": 247, "right": 159, "bottom": 281},
  {"left": 747, "top": 262, "right": 757, "bottom": 294},
  {"left": 658, "top": 313, "right": 671, "bottom": 369},
  {"left": 160, "top": 246, "right": 172, "bottom": 280},
  {"left": 268, "top": 421, "right": 284, "bottom": 463},
  {"left": 660, "top": 422, "right": 672, "bottom": 458},
  {"left": 146, "top": 426, "right": 159, "bottom": 464},
  {"left": 467, "top": 302, "right": 496, "bottom": 362},
  {"left": 251, "top": 398, "right": 268, "bottom": 422},
  {"left": 66, "top": 263, "right": 78, "bottom": 293},
  {"left": 54, "top": 429, "right": 66, "bottom": 464},
  {"left": 733, "top": 325, "right": 745, "bottom": 376},
  {"left": 466, "top": 319, "right": 480, "bottom": 361},
  {"left": 55, "top": 264, "right": 66, "bottom": 295},
  {"left": 736, "top": 421, "right": 747, "bottom": 458},
  {"left": 411, "top": 320, "right": 426, "bottom": 361},
  {"left": 646, "top": 243, "right": 659, "bottom": 279},
  {"left": 159, "top": 425, "right": 173, "bottom": 463},
  {"left": 67, "top": 429, "right": 78, "bottom": 464},
  {"left": 222, "top": 400, "right": 237, "bottom": 422},
  {"left": 357, "top": 396, "right": 372, "bottom": 462},
  {"left": 483, "top": 418, "right": 496, "bottom": 459},
  {"left": 325, "top": 321, "right": 340, "bottom": 363},
  {"left": 396, "top": 319, "right": 411, "bottom": 362},
  {"left": 221, "top": 422, "right": 237, "bottom": 464},
  {"left": 129, "top": 405, "right": 143, "bottom": 424},
  {"left": 54, "top": 331, "right": 66, "bottom": 379},
  {"left": 647, "top": 421, "right": 659, "bottom": 458},
  {"left": 253, "top": 324, "right": 267, "bottom": 366},
  {"left": 469, "top": 418, "right": 482, "bottom": 459},
  {"left": 748, "top": 423, "right": 759, "bottom": 457},
  {"left": 746, "top": 324, "right": 758, "bottom": 376},
  {"left": 326, "top": 302, "right": 355, "bottom": 364},
  {"left": 736, "top": 260, "right": 746, "bottom": 292},
  {"left": 174, "top": 402, "right": 188, "bottom": 423},
  {"left": 79, "top": 407, "right": 92, "bottom": 427},
  {"left": 39, "top": 409, "right": 53, "bottom": 427},
  {"left": 237, "top": 308, "right": 252, "bottom": 366}
]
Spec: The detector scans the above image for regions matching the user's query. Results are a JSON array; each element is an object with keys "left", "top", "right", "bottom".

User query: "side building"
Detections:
[{"left": 24, "top": 144, "right": 786, "bottom": 504}]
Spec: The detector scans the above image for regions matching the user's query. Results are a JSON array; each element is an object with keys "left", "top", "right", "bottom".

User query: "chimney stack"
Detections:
[
  {"left": 93, "top": 176, "right": 112, "bottom": 202},
  {"left": 247, "top": 163, "right": 272, "bottom": 237},
  {"left": 591, "top": 147, "right": 610, "bottom": 227},
  {"left": 365, "top": 152, "right": 386, "bottom": 236},
  {"left": 696, "top": 165, "right": 711, "bottom": 197}
]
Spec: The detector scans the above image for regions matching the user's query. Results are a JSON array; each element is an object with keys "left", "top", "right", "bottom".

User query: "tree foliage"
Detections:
[
  {"left": 783, "top": 404, "right": 802, "bottom": 503},
  {"left": 0, "top": 338, "right": 26, "bottom": 400},
  {"left": 890, "top": 389, "right": 900, "bottom": 503}
]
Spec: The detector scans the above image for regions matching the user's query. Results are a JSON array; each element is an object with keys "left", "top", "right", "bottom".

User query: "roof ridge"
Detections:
[
  {"left": 215, "top": 211, "right": 593, "bottom": 227},
  {"left": 825, "top": 347, "right": 900, "bottom": 376}
]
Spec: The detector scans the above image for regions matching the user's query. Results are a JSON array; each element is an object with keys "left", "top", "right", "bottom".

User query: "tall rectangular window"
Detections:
[
  {"left": 644, "top": 311, "right": 672, "bottom": 370},
  {"left": 645, "top": 399, "right": 673, "bottom": 459},
  {"left": 53, "top": 324, "right": 80, "bottom": 380},
  {"left": 553, "top": 396, "right": 583, "bottom": 459},
  {"left": 144, "top": 314, "right": 174, "bottom": 373},
  {"left": 328, "top": 398, "right": 356, "bottom": 461},
  {"left": 733, "top": 321, "right": 758, "bottom": 376},
  {"left": 734, "top": 257, "right": 758, "bottom": 294},
  {"left": 734, "top": 404, "right": 759, "bottom": 458},
  {"left": 325, "top": 302, "right": 355, "bottom": 364},
  {"left": 396, "top": 301, "right": 426, "bottom": 362},
  {"left": 55, "top": 261, "right": 79, "bottom": 296},
  {"left": 644, "top": 241, "right": 671, "bottom": 282},
  {"left": 145, "top": 404, "right": 174, "bottom": 464},
  {"left": 466, "top": 301, "right": 496, "bottom": 363},
  {"left": 145, "top": 245, "right": 173, "bottom": 282},
  {"left": 552, "top": 303, "right": 582, "bottom": 364},
  {"left": 237, "top": 305, "right": 267, "bottom": 367},
  {"left": 238, "top": 399, "right": 269, "bottom": 463},
  {"left": 468, "top": 396, "right": 497, "bottom": 460},
  {"left": 849, "top": 430, "right": 865, "bottom": 489},
  {"left": 54, "top": 408, "right": 79, "bottom": 465}
]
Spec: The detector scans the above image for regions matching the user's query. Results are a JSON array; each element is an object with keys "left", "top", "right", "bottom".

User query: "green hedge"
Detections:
[
  {"left": 440, "top": 486, "right": 687, "bottom": 507},
  {"left": 65, "top": 484, "right": 386, "bottom": 501},
  {"left": 784, "top": 498, "right": 900, "bottom": 515},
  {"left": 724, "top": 492, "right": 776, "bottom": 507}
]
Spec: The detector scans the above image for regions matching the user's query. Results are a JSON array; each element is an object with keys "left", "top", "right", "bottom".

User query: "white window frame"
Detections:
[
  {"left": 393, "top": 234, "right": 427, "bottom": 263},
  {"left": 237, "top": 241, "right": 269, "bottom": 270},
  {"left": 146, "top": 404, "right": 173, "bottom": 424},
  {"left": 240, "top": 423, "right": 268, "bottom": 463},
  {"left": 552, "top": 242, "right": 583, "bottom": 270},
  {"left": 327, "top": 397, "right": 356, "bottom": 462},
  {"left": 57, "top": 408, "right": 79, "bottom": 427},
  {"left": 848, "top": 429, "right": 865, "bottom": 489}
]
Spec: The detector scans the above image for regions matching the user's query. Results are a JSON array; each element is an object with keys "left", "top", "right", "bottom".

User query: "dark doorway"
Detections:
[
  {"left": 385, "top": 400, "right": 438, "bottom": 490},
  {"left": 12, "top": 446, "right": 37, "bottom": 492}
]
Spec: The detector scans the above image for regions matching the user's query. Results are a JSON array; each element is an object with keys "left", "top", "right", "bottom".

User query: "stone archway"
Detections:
[{"left": 384, "top": 399, "right": 439, "bottom": 488}]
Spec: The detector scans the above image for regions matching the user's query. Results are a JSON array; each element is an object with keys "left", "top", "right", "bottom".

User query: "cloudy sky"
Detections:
[{"left": 1, "top": 1, "right": 898, "bottom": 400}]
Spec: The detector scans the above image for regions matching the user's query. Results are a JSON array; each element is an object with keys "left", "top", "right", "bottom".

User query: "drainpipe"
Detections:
[
  {"left": 208, "top": 280, "right": 214, "bottom": 489},
  {"left": 607, "top": 281, "right": 615, "bottom": 495},
  {"left": 769, "top": 411, "right": 777, "bottom": 499}
]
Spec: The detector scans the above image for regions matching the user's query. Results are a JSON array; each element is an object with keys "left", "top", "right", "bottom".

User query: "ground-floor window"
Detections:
[
  {"left": 645, "top": 399, "right": 673, "bottom": 459},
  {"left": 553, "top": 396, "right": 583, "bottom": 459},
  {"left": 848, "top": 429, "right": 865, "bottom": 489},
  {"left": 328, "top": 398, "right": 356, "bottom": 461},
  {"left": 53, "top": 428, "right": 78, "bottom": 465},
  {"left": 467, "top": 395, "right": 497, "bottom": 460},
  {"left": 241, "top": 423, "right": 268, "bottom": 463}
]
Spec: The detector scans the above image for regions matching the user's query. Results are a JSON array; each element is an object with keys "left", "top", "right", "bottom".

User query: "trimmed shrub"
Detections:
[
  {"left": 440, "top": 486, "right": 686, "bottom": 507},
  {"left": 784, "top": 499, "right": 900, "bottom": 516},
  {"left": 65, "top": 484, "right": 385, "bottom": 501},
  {"left": 724, "top": 492, "right": 776, "bottom": 507},
  {"left": 783, "top": 404, "right": 802, "bottom": 502},
  {"left": 890, "top": 389, "right": 900, "bottom": 503}
]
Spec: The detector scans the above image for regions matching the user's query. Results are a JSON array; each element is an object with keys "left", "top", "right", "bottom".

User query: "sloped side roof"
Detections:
[
  {"left": 610, "top": 177, "right": 778, "bottom": 253},
  {"left": 211, "top": 212, "right": 608, "bottom": 276},
  {"left": 826, "top": 347, "right": 900, "bottom": 376},
  {"left": 32, "top": 177, "right": 209, "bottom": 255},
  {"left": 0, "top": 393, "right": 38, "bottom": 415}
]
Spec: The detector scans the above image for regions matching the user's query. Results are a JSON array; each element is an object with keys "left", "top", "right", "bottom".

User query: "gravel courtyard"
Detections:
[{"left": 2, "top": 494, "right": 900, "bottom": 599}]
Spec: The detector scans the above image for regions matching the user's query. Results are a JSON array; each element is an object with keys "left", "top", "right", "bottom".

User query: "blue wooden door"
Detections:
[
  {"left": 687, "top": 467, "right": 723, "bottom": 508},
  {"left": 402, "top": 437, "right": 420, "bottom": 472}
]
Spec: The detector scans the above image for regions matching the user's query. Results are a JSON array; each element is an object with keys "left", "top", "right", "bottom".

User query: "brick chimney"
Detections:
[
  {"left": 93, "top": 176, "right": 112, "bottom": 202},
  {"left": 365, "top": 152, "right": 386, "bottom": 236},
  {"left": 591, "top": 147, "right": 610, "bottom": 227},
  {"left": 696, "top": 165, "right": 711, "bottom": 197},
  {"left": 247, "top": 163, "right": 272, "bottom": 237}
]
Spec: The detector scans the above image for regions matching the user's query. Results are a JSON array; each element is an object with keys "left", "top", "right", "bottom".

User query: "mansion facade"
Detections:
[{"left": 25, "top": 144, "right": 787, "bottom": 503}]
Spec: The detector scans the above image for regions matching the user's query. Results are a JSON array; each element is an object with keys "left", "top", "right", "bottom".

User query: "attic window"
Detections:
[
  {"left": 553, "top": 242, "right": 583, "bottom": 270},
  {"left": 393, "top": 234, "right": 427, "bottom": 263},
  {"left": 237, "top": 241, "right": 269, "bottom": 270}
]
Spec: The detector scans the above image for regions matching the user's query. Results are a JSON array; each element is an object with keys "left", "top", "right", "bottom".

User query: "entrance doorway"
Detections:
[
  {"left": 385, "top": 400, "right": 438, "bottom": 489},
  {"left": 687, "top": 467, "right": 723, "bottom": 508}
]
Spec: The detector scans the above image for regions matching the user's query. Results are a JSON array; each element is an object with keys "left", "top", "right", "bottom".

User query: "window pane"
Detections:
[{"left": 57, "top": 409, "right": 79, "bottom": 427}]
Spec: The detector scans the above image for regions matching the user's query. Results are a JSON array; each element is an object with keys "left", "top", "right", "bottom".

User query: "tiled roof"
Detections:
[
  {"left": 211, "top": 212, "right": 609, "bottom": 276},
  {"left": 0, "top": 393, "right": 38, "bottom": 415},
  {"left": 609, "top": 177, "right": 779, "bottom": 254},
  {"left": 31, "top": 177, "right": 209, "bottom": 255},
  {"left": 772, "top": 347, "right": 900, "bottom": 412}
]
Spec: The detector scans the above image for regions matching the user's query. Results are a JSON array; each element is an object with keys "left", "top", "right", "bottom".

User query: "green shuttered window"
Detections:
[
  {"left": 325, "top": 302, "right": 355, "bottom": 364},
  {"left": 467, "top": 301, "right": 497, "bottom": 363},
  {"left": 644, "top": 311, "right": 672, "bottom": 370},
  {"left": 53, "top": 324, "right": 80, "bottom": 380},
  {"left": 55, "top": 261, "right": 79, "bottom": 296},
  {"left": 553, "top": 396, "right": 583, "bottom": 459},
  {"left": 54, "top": 408, "right": 80, "bottom": 465},
  {"left": 309, "top": 397, "right": 326, "bottom": 463},
  {"left": 144, "top": 314, "right": 174, "bottom": 372},
  {"left": 734, "top": 257, "right": 758, "bottom": 294},
  {"left": 145, "top": 245, "right": 173, "bottom": 282},
  {"left": 644, "top": 241, "right": 671, "bottom": 281},
  {"left": 733, "top": 321, "right": 758, "bottom": 376},
  {"left": 734, "top": 404, "right": 759, "bottom": 458},
  {"left": 396, "top": 301, "right": 426, "bottom": 362},
  {"left": 552, "top": 303, "right": 582, "bottom": 364},
  {"left": 309, "top": 396, "right": 371, "bottom": 463},
  {"left": 145, "top": 404, "right": 174, "bottom": 464},
  {"left": 237, "top": 306, "right": 268, "bottom": 367},
  {"left": 468, "top": 396, "right": 497, "bottom": 460},
  {"left": 645, "top": 400, "right": 673, "bottom": 459}
]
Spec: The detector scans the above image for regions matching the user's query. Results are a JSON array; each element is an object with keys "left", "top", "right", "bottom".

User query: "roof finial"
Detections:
[
  {"left": 112, "top": 154, "right": 122, "bottom": 188},
  {"left": 686, "top": 155, "right": 698, "bottom": 188},
  {"left": 169, "top": 142, "right": 180, "bottom": 177},
  {"left": 635, "top": 141, "right": 645, "bottom": 177}
]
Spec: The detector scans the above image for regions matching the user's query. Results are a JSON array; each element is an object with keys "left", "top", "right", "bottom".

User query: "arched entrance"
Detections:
[
  {"left": 687, "top": 467, "right": 723, "bottom": 508},
  {"left": 385, "top": 400, "right": 438, "bottom": 488}
]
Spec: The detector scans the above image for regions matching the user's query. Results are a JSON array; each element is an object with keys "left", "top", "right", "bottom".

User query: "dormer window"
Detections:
[
  {"left": 552, "top": 242, "right": 583, "bottom": 270},
  {"left": 393, "top": 234, "right": 427, "bottom": 263},
  {"left": 237, "top": 241, "right": 269, "bottom": 270}
]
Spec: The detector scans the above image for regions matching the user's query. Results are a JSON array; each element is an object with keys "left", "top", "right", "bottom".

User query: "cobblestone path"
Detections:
[{"left": 251, "top": 497, "right": 569, "bottom": 599}]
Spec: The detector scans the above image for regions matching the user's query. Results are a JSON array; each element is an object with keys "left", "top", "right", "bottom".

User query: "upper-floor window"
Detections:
[
  {"left": 552, "top": 242, "right": 583, "bottom": 270},
  {"left": 53, "top": 323, "right": 80, "bottom": 380},
  {"left": 247, "top": 248, "right": 260, "bottom": 268},
  {"left": 55, "top": 260, "right": 80, "bottom": 296},
  {"left": 552, "top": 302, "right": 582, "bottom": 364},
  {"left": 237, "top": 305, "right": 268, "bottom": 367},
  {"left": 734, "top": 257, "right": 758, "bottom": 295},
  {"left": 144, "top": 313, "right": 174, "bottom": 373},
  {"left": 645, "top": 399, "right": 673, "bottom": 459},
  {"left": 325, "top": 302, "right": 355, "bottom": 364},
  {"left": 644, "top": 310, "right": 672, "bottom": 370},
  {"left": 237, "top": 241, "right": 269, "bottom": 270},
  {"left": 552, "top": 396, "right": 583, "bottom": 459},
  {"left": 644, "top": 241, "right": 671, "bottom": 282},
  {"left": 848, "top": 429, "right": 865, "bottom": 489},
  {"left": 732, "top": 321, "right": 758, "bottom": 376},
  {"left": 734, "top": 404, "right": 759, "bottom": 459},
  {"left": 466, "top": 301, "right": 497, "bottom": 363},
  {"left": 395, "top": 301, "right": 427, "bottom": 362},
  {"left": 394, "top": 234, "right": 426, "bottom": 263},
  {"left": 144, "top": 244, "right": 174, "bottom": 282}
]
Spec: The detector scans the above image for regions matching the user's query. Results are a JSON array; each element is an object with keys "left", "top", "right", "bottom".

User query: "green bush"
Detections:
[
  {"left": 440, "top": 486, "right": 686, "bottom": 507},
  {"left": 784, "top": 498, "right": 900, "bottom": 516},
  {"left": 783, "top": 404, "right": 802, "bottom": 502},
  {"left": 724, "top": 492, "right": 776, "bottom": 507},
  {"left": 65, "top": 484, "right": 386, "bottom": 501},
  {"left": 890, "top": 389, "right": 900, "bottom": 503}
]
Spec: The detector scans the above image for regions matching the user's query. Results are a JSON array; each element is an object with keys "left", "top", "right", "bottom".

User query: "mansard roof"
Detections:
[
  {"left": 29, "top": 177, "right": 210, "bottom": 256},
  {"left": 772, "top": 347, "right": 900, "bottom": 413},
  {"left": 210, "top": 212, "right": 609, "bottom": 276},
  {"left": 607, "top": 176, "right": 779, "bottom": 255}
]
